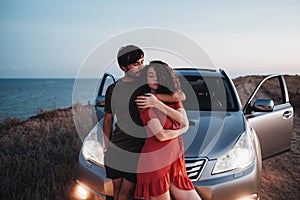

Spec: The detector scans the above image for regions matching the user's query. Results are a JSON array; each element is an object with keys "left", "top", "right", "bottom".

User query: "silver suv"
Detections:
[{"left": 75, "top": 68, "right": 293, "bottom": 200}]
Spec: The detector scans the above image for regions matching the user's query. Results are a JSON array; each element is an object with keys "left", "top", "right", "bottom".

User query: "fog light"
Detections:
[{"left": 77, "top": 185, "right": 89, "bottom": 199}]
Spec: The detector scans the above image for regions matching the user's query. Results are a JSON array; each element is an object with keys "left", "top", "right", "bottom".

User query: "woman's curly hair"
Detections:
[{"left": 141, "top": 60, "right": 181, "bottom": 94}]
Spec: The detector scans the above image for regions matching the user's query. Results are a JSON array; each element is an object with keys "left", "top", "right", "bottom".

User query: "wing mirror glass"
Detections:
[
  {"left": 253, "top": 99, "right": 274, "bottom": 112},
  {"left": 95, "top": 96, "right": 105, "bottom": 107}
]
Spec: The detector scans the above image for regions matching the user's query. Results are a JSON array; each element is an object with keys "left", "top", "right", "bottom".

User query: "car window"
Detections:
[
  {"left": 250, "top": 76, "right": 283, "bottom": 106},
  {"left": 179, "top": 75, "right": 238, "bottom": 111}
]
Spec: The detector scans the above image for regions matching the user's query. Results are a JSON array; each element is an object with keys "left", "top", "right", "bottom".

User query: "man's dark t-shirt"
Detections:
[{"left": 104, "top": 79, "right": 146, "bottom": 153}]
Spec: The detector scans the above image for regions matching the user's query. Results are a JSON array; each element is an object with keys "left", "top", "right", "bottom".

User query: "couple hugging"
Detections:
[{"left": 102, "top": 45, "right": 202, "bottom": 200}]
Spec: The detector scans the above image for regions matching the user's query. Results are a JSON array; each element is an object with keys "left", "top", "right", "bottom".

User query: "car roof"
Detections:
[{"left": 173, "top": 68, "right": 225, "bottom": 78}]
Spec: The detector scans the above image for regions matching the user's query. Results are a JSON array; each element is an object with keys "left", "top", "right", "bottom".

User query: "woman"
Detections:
[{"left": 135, "top": 61, "right": 201, "bottom": 200}]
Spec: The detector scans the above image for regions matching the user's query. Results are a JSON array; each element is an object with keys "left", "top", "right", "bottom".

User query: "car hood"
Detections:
[{"left": 182, "top": 111, "right": 245, "bottom": 160}]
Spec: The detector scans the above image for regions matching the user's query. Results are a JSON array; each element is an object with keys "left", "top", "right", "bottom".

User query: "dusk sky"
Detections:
[{"left": 0, "top": 0, "right": 299, "bottom": 78}]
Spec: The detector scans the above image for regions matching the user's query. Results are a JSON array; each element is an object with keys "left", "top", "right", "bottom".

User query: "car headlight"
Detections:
[
  {"left": 81, "top": 123, "right": 104, "bottom": 166},
  {"left": 212, "top": 131, "right": 255, "bottom": 174}
]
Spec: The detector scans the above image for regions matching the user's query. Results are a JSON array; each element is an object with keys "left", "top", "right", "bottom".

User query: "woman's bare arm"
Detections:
[
  {"left": 136, "top": 93, "right": 188, "bottom": 128},
  {"left": 146, "top": 118, "right": 189, "bottom": 141}
]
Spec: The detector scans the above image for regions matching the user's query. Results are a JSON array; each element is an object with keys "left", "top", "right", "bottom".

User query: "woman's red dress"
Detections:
[{"left": 135, "top": 102, "right": 194, "bottom": 198}]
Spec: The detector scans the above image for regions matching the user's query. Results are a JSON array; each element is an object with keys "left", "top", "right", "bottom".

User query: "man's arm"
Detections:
[
  {"left": 155, "top": 90, "right": 186, "bottom": 103},
  {"left": 136, "top": 92, "right": 185, "bottom": 109},
  {"left": 102, "top": 113, "right": 114, "bottom": 151},
  {"left": 102, "top": 83, "right": 114, "bottom": 151}
]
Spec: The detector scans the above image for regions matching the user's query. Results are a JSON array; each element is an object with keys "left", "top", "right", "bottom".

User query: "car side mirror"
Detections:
[
  {"left": 95, "top": 96, "right": 105, "bottom": 107},
  {"left": 253, "top": 99, "right": 274, "bottom": 112}
]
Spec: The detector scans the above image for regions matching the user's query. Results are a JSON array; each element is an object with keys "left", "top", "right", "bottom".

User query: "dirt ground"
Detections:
[{"left": 260, "top": 114, "right": 300, "bottom": 200}]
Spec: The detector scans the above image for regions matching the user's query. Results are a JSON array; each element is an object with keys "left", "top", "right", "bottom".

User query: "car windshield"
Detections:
[{"left": 179, "top": 75, "right": 238, "bottom": 111}]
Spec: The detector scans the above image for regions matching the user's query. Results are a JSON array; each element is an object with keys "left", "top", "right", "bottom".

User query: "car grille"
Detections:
[{"left": 185, "top": 157, "right": 207, "bottom": 181}]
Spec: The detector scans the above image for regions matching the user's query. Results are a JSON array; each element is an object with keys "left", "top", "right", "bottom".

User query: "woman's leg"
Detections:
[
  {"left": 118, "top": 178, "right": 136, "bottom": 200},
  {"left": 150, "top": 190, "right": 171, "bottom": 200},
  {"left": 170, "top": 183, "right": 202, "bottom": 200}
]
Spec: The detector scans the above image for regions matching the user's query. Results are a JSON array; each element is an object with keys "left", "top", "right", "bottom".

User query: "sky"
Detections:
[{"left": 0, "top": 0, "right": 299, "bottom": 78}]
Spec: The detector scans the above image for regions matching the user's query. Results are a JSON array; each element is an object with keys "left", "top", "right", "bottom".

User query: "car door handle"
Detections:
[
  {"left": 282, "top": 111, "right": 292, "bottom": 119},
  {"left": 189, "top": 120, "right": 198, "bottom": 126}
]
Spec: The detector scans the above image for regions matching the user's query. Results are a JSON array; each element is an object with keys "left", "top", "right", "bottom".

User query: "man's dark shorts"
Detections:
[
  {"left": 104, "top": 165, "right": 137, "bottom": 183},
  {"left": 104, "top": 147, "right": 140, "bottom": 183}
]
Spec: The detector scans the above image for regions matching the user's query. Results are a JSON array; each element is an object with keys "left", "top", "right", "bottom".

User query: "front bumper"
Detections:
[
  {"left": 75, "top": 152, "right": 113, "bottom": 199},
  {"left": 75, "top": 152, "right": 260, "bottom": 200},
  {"left": 194, "top": 159, "right": 260, "bottom": 200}
]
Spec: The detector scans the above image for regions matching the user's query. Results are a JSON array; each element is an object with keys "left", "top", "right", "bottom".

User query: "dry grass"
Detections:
[{"left": 0, "top": 104, "right": 93, "bottom": 200}]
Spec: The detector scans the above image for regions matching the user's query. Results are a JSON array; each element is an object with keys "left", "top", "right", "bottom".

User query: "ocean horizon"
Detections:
[{"left": 0, "top": 78, "right": 100, "bottom": 121}]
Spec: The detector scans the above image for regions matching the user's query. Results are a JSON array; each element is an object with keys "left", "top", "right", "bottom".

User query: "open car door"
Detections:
[
  {"left": 94, "top": 73, "right": 116, "bottom": 121},
  {"left": 244, "top": 75, "right": 293, "bottom": 159}
]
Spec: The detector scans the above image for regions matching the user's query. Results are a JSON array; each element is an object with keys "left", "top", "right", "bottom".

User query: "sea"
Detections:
[{"left": 0, "top": 79, "right": 100, "bottom": 122}]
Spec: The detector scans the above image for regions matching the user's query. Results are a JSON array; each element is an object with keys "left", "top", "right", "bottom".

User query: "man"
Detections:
[{"left": 102, "top": 45, "right": 185, "bottom": 200}]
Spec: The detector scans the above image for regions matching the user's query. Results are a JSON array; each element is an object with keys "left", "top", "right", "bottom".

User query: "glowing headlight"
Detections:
[
  {"left": 81, "top": 124, "right": 104, "bottom": 166},
  {"left": 212, "top": 131, "right": 255, "bottom": 174}
]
